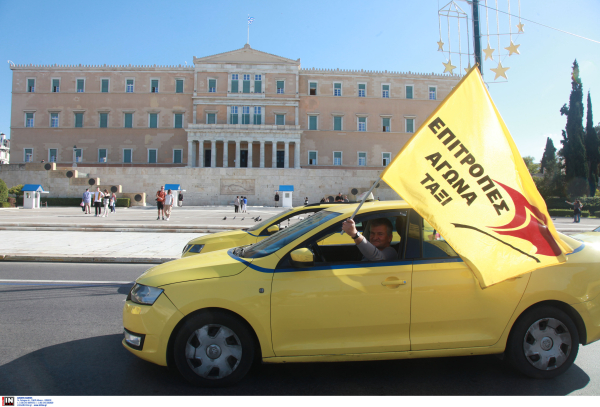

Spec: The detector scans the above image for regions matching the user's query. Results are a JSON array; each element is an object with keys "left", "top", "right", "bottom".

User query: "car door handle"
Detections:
[{"left": 381, "top": 279, "right": 407, "bottom": 286}]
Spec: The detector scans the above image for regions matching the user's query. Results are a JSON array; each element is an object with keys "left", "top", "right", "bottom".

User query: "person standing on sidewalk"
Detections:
[
  {"left": 304, "top": 197, "right": 309, "bottom": 205},
  {"left": 102, "top": 189, "right": 110, "bottom": 217},
  {"left": 274, "top": 192, "right": 280, "bottom": 207},
  {"left": 164, "top": 189, "right": 174, "bottom": 221},
  {"left": 566, "top": 199, "right": 584, "bottom": 223},
  {"left": 242, "top": 196, "right": 248, "bottom": 213},
  {"left": 93, "top": 187, "right": 104, "bottom": 216},
  {"left": 156, "top": 186, "right": 166, "bottom": 220},
  {"left": 234, "top": 196, "right": 240, "bottom": 213},
  {"left": 110, "top": 192, "right": 117, "bottom": 213},
  {"left": 82, "top": 188, "right": 92, "bottom": 214}
]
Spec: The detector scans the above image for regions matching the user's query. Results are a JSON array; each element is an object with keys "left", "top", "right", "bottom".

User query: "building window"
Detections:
[
  {"left": 275, "top": 114, "right": 285, "bottom": 125},
  {"left": 25, "top": 112, "right": 34, "bottom": 128},
  {"left": 308, "top": 115, "right": 318, "bottom": 130},
  {"left": 50, "top": 113, "right": 59, "bottom": 128},
  {"left": 242, "top": 75, "right": 250, "bottom": 93},
  {"left": 358, "top": 83, "right": 366, "bottom": 97},
  {"left": 254, "top": 75, "right": 262, "bottom": 93},
  {"left": 382, "top": 84, "right": 390, "bottom": 98},
  {"left": 406, "top": 118, "right": 415, "bottom": 133},
  {"left": 242, "top": 107, "right": 250, "bottom": 124},
  {"left": 176, "top": 79, "right": 184, "bottom": 93},
  {"left": 308, "top": 151, "right": 318, "bottom": 165},
  {"left": 52, "top": 79, "right": 60, "bottom": 93},
  {"left": 126, "top": 79, "right": 134, "bottom": 93},
  {"left": 382, "top": 152, "right": 391, "bottom": 167},
  {"left": 231, "top": 74, "right": 239, "bottom": 93},
  {"left": 98, "top": 148, "right": 107, "bottom": 163},
  {"left": 333, "top": 151, "right": 342, "bottom": 166},
  {"left": 75, "top": 113, "right": 84, "bottom": 128},
  {"left": 429, "top": 86, "right": 437, "bottom": 100},
  {"left": 309, "top": 81, "right": 317, "bottom": 95},
  {"left": 123, "top": 148, "right": 132, "bottom": 163},
  {"left": 173, "top": 149, "right": 183, "bottom": 164},
  {"left": 151, "top": 79, "right": 159, "bottom": 93},
  {"left": 49, "top": 149, "right": 57, "bottom": 163},
  {"left": 253, "top": 107, "right": 262, "bottom": 125},
  {"left": 24, "top": 148, "right": 33, "bottom": 162},
  {"left": 406, "top": 85, "right": 413, "bottom": 99},
  {"left": 230, "top": 106, "right": 238, "bottom": 124},
  {"left": 101, "top": 79, "right": 109, "bottom": 93},
  {"left": 358, "top": 152, "right": 367, "bottom": 166},
  {"left": 209, "top": 79, "right": 217, "bottom": 93},
  {"left": 207, "top": 113, "right": 216, "bottom": 124},
  {"left": 382, "top": 117, "right": 390, "bottom": 132},
  {"left": 27, "top": 78, "right": 35, "bottom": 92},
  {"left": 77, "top": 79, "right": 85, "bottom": 93},
  {"left": 334, "top": 82, "right": 342, "bottom": 96},
  {"left": 333, "top": 116, "right": 342, "bottom": 131},
  {"left": 99, "top": 113, "right": 108, "bottom": 128},
  {"left": 148, "top": 149, "right": 157, "bottom": 164},
  {"left": 74, "top": 148, "right": 82, "bottom": 163},
  {"left": 358, "top": 117, "right": 366, "bottom": 132},
  {"left": 276, "top": 80, "right": 284, "bottom": 94},
  {"left": 174, "top": 113, "right": 183, "bottom": 128},
  {"left": 149, "top": 113, "right": 158, "bottom": 128},
  {"left": 124, "top": 113, "right": 133, "bottom": 128}
]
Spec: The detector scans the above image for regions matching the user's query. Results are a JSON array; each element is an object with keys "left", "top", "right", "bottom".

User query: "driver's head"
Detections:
[{"left": 368, "top": 218, "right": 393, "bottom": 250}]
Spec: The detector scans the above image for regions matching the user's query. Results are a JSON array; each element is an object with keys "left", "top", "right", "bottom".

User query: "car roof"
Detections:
[{"left": 321, "top": 200, "right": 410, "bottom": 215}]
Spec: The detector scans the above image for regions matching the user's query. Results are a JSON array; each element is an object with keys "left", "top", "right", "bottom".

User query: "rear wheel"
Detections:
[
  {"left": 506, "top": 306, "right": 579, "bottom": 379},
  {"left": 173, "top": 310, "right": 255, "bottom": 387}
]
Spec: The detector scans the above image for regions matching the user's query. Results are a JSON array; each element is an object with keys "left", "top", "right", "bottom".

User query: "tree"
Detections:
[
  {"left": 541, "top": 137, "right": 557, "bottom": 174},
  {"left": 8, "top": 184, "right": 23, "bottom": 198},
  {"left": 522, "top": 156, "right": 540, "bottom": 175},
  {"left": 560, "top": 60, "right": 588, "bottom": 186},
  {"left": 0, "top": 179, "right": 8, "bottom": 203},
  {"left": 585, "top": 92, "right": 600, "bottom": 196}
]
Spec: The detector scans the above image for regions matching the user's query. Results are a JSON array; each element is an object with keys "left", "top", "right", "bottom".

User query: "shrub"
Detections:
[
  {"left": 16, "top": 197, "right": 131, "bottom": 207},
  {"left": 0, "top": 202, "right": 12, "bottom": 208},
  {"left": 548, "top": 209, "right": 590, "bottom": 218},
  {"left": 0, "top": 178, "right": 8, "bottom": 203}
]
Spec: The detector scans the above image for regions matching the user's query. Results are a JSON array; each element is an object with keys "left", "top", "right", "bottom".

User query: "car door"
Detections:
[
  {"left": 408, "top": 211, "right": 530, "bottom": 351},
  {"left": 270, "top": 210, "right": 412, "bottom": 357}
]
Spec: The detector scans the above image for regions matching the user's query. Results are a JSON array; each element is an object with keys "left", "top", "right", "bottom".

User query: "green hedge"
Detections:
[
  {"left": 548, "top": 209, "right": 590, "bottom": 218},
  {"left": 0, "top": 202, "right": 12, "bottom": 208},
  {"left": 16, "top": 197, "right": 130, "bottom": 207}
]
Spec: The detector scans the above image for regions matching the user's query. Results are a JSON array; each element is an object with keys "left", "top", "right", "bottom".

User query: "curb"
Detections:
[
  {"left": 0, "top": 226, "right": 234, "bottom": 233},
  {"left": 0, "top": 255, "right": 173, "bottom": 264}
]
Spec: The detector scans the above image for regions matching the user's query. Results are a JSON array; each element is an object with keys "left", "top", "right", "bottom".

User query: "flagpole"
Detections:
[
  {"left": 340, "top": 177, "right": 382, "bottom": 234},
  {"left": 247, "top": 15, "right": 250, "bottom": 44}
]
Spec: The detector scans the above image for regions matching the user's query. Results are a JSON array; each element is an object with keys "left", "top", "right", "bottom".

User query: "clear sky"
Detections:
[{"left": 1, "top": 0, "right": 599, "bottom": 162}]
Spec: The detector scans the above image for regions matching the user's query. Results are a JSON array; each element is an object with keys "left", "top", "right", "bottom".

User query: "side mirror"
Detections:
[
  {"left": 290, "top": 248, "right": 314, "bottom": 268},
  {"left": 267, "top": 225, "right": 279, "bottom": 234}
]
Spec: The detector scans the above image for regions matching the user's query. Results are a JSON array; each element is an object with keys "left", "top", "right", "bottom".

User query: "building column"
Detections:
[
  {"left": 260, "top": 141, "right": 265, "bottom": 168},
  {"left": 294, "top": 140, "right": 301, "bottom": 169},
  {"left": 211, "top": 140, "right": 216, "bottom": 168},
  {"left": 223, "top": 140, "right": 229, "bottom": 168},
  {"left": 295, "top": 106, "right": 299, "bottom": 125},
  {"left": 284, "top": 141, "right": 290, "bottom": 168},
  {"left": 248, "top": 141, "right": 253, "bottom": 168},
  {"left": 199, "top": 140, "right": 205, "bottom": 168},
  {"left": 187, "top": 140, "right": 194, "bottom": 168},
  {"left": 272, "top": 141, "right": 277, "bottom": 168},
  {"left": 235, "top": 140, "right": 240, "bottom": 168},
  {"left": 192, "top": 141, "right": 197, "bottom": 168}
]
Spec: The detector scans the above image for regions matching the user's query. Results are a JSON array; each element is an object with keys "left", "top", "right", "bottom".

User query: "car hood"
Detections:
[
  {"left": 186, "top": 229, "right": 253, "bottom": 245},
  {"left": 570, "top": 231, "right": 600, "bottom": 245},
  {"left": 136, "top": 249, "right": 248, "bottom": 287}
]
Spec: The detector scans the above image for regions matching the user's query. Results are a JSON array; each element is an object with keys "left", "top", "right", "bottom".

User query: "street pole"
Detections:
[{"left": 472, "top": 0, "right": 483, "bottom": 77}]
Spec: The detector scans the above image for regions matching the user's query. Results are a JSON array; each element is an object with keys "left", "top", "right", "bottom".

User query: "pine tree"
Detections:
[
  {"left": 541, "top": 137, "right": 557, "bottom": 174},
  {"left": 585, "top": 92, "right": 600, "bottom": 196},
  {"left": 559, "top": 60, "right": 588, "bottom": 189}
]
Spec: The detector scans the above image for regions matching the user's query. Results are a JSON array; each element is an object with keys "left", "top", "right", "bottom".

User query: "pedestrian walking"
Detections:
[
  {"left": 156, "top": 186, "right": 166, "bottom": 220},
  {"left": 320, "top": 197, "right": 326, "bottom": 203},
  {"left": 82, "top": 188, "right": 92, "bottom": 214},
  {"left": 566, "top": 199, "right": 584, "bottom": 223},
  {"left": 102, "top": 189, "right": 110, "bottom": 217},
  {"left": 242, "top": 196, "right": 248, "bottom": 213},
  {"left": 164, "top": 189, "right": 174, "bottom": 221},
  {"left": 234, "top": 196, "right": 240, "bottom": 213},
  {"left": 93, "top": 187, "right": 104, "bottom": 216},
  {"left": 178, "top": 191, "right": 184, "bottom": 207},
  {"left": 304, "top": 196, "right": 309, "bottom": 205},
  {"left": 110, "top": 192, "right": 117, "bottom": 213},
  {"left": 335, "top": 192, "right": 344, "bottom": 202},
  {"left": 274, "top": 192, "right": 280, "bottom": 207},
  {"left": 344, "top": 195, "right": 349, "bottom": 202}
]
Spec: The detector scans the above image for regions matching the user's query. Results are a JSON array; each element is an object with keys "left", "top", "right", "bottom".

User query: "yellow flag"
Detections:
[{"left": 381, "top": 67, "right": 573, "bottom": 288}]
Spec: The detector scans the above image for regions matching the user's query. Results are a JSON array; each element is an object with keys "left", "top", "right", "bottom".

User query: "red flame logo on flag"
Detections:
[{"left": 489, "top": 181, "right": 561, "bottom": 257}]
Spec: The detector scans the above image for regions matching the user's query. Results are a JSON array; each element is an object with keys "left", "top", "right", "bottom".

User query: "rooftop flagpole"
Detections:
[{"left": 247, "top": 15, "right": 254, "bottom": 44}]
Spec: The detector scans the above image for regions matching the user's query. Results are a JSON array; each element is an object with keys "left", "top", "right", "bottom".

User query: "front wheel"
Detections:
[
  {"left": 505, "top": 305, "right": 579, "bottom": 379},
  {"left": 173, "top": 310, "right": 255, "bottom": 387}
]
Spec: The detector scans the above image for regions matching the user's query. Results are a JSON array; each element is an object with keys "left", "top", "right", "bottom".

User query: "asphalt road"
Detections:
[{"left": 1, "top": 262, "right": 599, "bottom": 396}]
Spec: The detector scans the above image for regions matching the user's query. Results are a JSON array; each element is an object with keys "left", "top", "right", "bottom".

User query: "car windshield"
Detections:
[
  {"left": 594, "top": 226, "right": 600, "bottom": 232},
  {"left": 247, "top": 208, "right": 294, "bottom": 232},
  {"left": 241, "top": 210, "right": 341, "bottom": 258}
]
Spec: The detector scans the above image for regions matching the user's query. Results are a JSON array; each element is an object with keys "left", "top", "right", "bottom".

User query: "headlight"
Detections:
[
  {"left": 129, "top": 283, "right": 164, "bottom": 305},
  {"left": 188, "top": 244, "right": 205, "bottom": 254}
]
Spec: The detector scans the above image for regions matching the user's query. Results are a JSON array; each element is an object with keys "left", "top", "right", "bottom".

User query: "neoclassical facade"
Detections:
[{"left": 8, "top": 45, "right": 460, "bottom": 170}]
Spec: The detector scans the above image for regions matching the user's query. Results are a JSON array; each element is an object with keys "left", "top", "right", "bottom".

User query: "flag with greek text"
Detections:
[{"left": 381, "top": 66, "right": 573, "bottom": 288}]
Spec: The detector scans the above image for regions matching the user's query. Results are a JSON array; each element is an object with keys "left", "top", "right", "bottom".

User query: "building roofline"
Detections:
[
  {"left": 300, "top": 67, "right": 461, "bottom": 78},
  {"left": 193, "top": 44, "right": 300, "bottom": 65},
  {"left": 9, "top": 63, "right": 194, "bottom": 71}
]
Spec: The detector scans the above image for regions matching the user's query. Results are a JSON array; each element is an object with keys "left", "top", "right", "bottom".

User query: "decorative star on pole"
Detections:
[
  {"left": 442, "top": 60, "right": 456, "bottom": 74},
  {"left": 490, "top": 62, "right": 510, "bottom": 80},
  {"left": 483, "top": 44, "right": 495, "bottom": 61},
  {"left": 517, "top": 22, "right": 525, "bottom": 33},
  {"left": 504, "top": 41, "right": 521, "bottom": 56},
  {"left": 437, "top": 40, "right": 444, "bottom": 51},
  {"left": 464, "top": 63, "right": 472, "bottom": 74}
]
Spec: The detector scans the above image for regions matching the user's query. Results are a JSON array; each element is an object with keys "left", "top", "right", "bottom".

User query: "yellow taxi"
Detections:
[
  {"left": 123, "top": 201, "right": 600, "bottom": 387},
  {"left": 181, "top": 202, "right": 343, "bottom": 257}
]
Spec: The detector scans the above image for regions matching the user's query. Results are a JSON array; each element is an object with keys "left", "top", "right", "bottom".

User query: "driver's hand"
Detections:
[{"left": 342, "top": 219, "right": 358, "bottom": 236}]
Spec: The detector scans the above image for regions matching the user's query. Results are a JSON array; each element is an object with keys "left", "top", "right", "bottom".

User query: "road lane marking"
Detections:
[{"left": 0, "top": 279, "right": 134, "bottom": 286}]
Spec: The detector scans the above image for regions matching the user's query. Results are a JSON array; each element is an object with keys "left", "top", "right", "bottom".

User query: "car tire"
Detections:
[
  {"left": 173, "top": 310, "right": 255, "bottom": 387},
  {"left": 505, "top": 305, "right": 579, "bottom": 379}
]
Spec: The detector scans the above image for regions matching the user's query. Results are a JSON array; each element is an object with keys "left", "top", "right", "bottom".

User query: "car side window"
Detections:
[
  {"left": 259, "top": 208, "right": 322, "bottom": 236},
  {"left": 422, "top": 219, "right": 458, "bottom": 258}
]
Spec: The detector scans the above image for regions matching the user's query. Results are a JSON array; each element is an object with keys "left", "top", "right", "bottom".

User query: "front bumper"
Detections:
[{"left": 122, "top": 292, "right": 184, "bottom": 366}]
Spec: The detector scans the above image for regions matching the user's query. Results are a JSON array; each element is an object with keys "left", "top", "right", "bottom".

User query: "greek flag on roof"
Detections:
[{"left": 248, "top": 16, "right": 254, "bottom": 24}]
